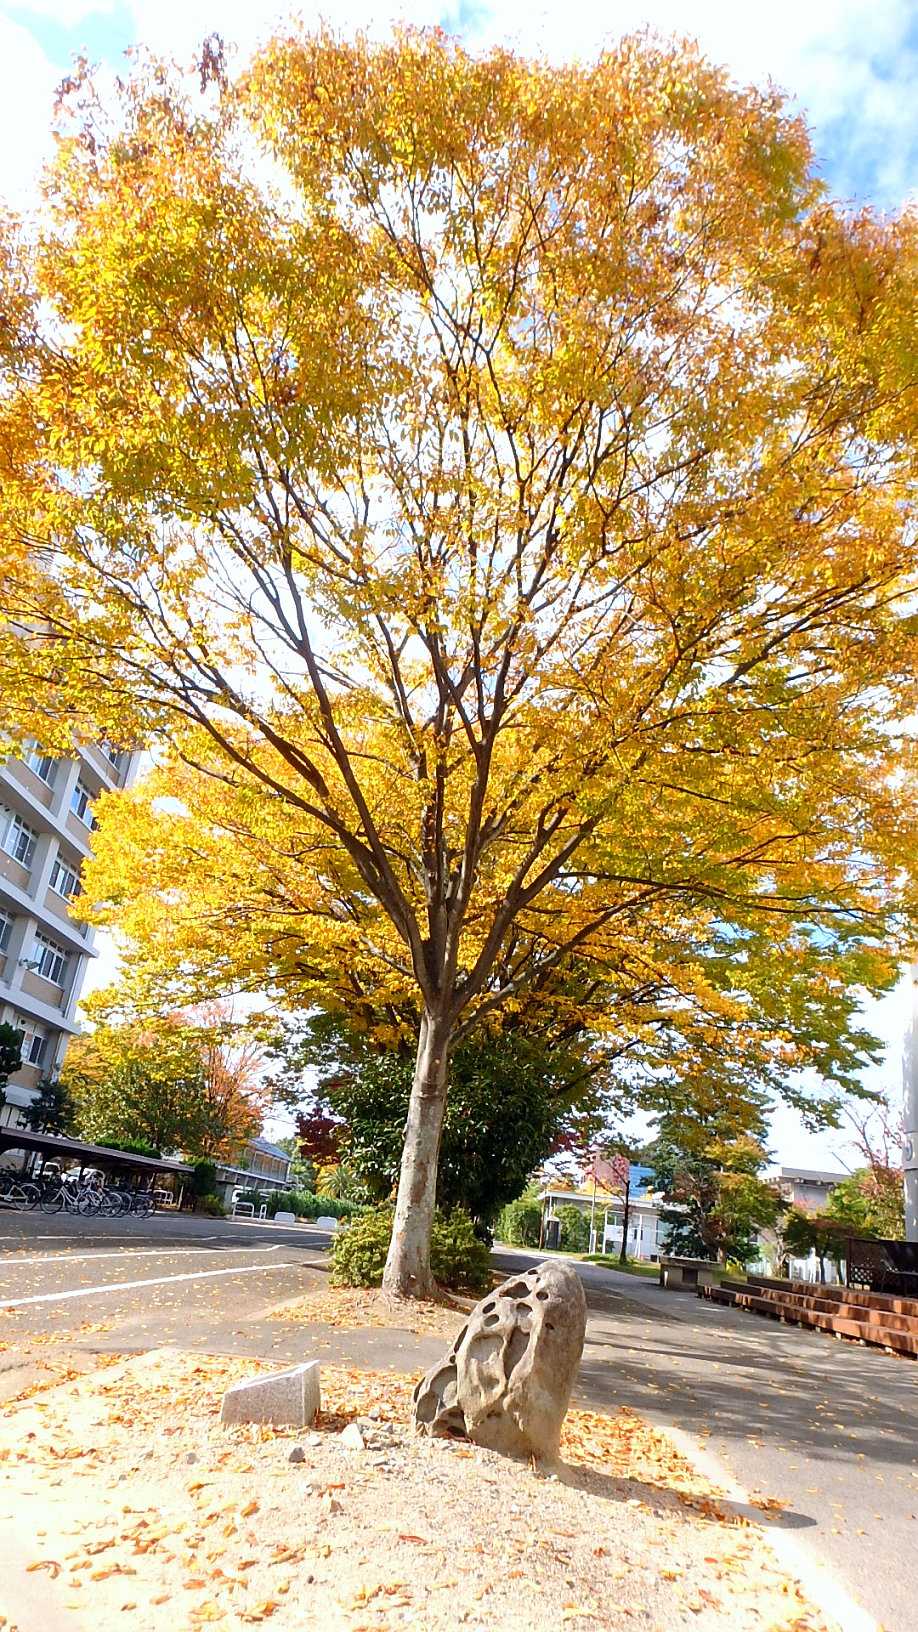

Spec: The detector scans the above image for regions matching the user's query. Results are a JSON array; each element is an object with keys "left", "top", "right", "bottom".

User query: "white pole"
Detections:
[{"left": 903, "top": 961, "right": 918, "bottom": 1242}]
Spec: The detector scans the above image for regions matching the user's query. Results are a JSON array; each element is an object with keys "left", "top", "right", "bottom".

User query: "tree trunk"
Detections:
[
  {"left": 619, "top": 1180, "right": 631, "bottom": 1266},
  {"left": 382, "top": 1009, "right": 452, "bottom": 1298}
]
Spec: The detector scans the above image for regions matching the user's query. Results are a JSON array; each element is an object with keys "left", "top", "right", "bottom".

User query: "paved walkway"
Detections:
[{"left": 497, "top": 1249, "right": 918, "bottom": 1632}]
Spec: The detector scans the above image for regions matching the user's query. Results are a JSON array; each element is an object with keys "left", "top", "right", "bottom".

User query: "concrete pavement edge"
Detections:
[{"left": 659, "top": 1419, "right": 880, "bottom": 1632}]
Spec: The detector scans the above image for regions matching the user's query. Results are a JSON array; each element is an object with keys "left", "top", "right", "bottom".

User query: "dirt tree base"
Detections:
[{"left": 0, "top": 1349, "right": 835, "bottom": 1632}]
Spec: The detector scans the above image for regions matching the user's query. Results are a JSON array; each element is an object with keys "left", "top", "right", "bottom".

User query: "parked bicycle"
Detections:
[
  {"left": 0, "top": 1170, "right": 40, "bottom": 1210},
  {"left": 37, "top": 1172, "right": 98, "bottom": 1214},
  {"left": 35, "top": 1172, "right": 157, "bottom": 1217}
]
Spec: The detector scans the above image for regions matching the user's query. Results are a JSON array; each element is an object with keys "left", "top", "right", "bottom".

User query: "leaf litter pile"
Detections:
[
  {"left": 0, "top": 1348, "right": 837, "bottom": 1632},
  {"left": 268, "top": 1286, "right": 469, "bottom": 1339}
]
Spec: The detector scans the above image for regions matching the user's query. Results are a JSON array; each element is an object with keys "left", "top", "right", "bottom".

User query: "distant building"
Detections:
[
  {"left": 538, "top": 1181, "right": 670, "bottom": 1261},
  {"left": 776, "top": 1167, "right": 846, "bottom": 1211},
  {"left": 0, "top": 742, "right": 138, "bottom": 1125},
  {"left": 215, "top": 1135, "right": 293, "bottom": 1204}
]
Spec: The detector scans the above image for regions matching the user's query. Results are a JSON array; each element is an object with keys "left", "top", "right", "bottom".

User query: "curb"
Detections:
[{"left": 660, "top": 1420, "right": 880, "bottom": 1632}]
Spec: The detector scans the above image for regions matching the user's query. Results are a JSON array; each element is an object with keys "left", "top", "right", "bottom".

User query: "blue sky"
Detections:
[
  {"left": 2, "top": 1, "right": 917, "bottom": 211},
  {"left": 5, "top": 0, "right": 916, "bottom": 1168}
]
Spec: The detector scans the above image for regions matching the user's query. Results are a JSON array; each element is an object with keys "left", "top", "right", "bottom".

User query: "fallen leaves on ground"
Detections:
[
  {"left": 0, "top": 1351, "right": 840, "bottom": 1632},
  {"left": 268, "top": 1285, "right": 468, "bottom": 1338}
]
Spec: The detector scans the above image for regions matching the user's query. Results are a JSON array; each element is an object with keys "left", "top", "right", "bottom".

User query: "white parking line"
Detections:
[
  {"left": 0, "top": 1261, "right": 301, "bottom": 1310},
  {"left": 0, "top": 1245, "right": 283, "bottom": 1268}
]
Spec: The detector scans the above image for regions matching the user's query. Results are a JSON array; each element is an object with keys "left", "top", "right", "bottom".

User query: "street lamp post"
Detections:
[{"left": 904, "top": 962, "right": 918, "bottom": 1242}]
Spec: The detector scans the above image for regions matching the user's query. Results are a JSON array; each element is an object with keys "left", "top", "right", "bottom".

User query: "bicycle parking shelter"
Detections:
[{"left": 0, "top": 1128, "right": 193, "bottom": 1201}]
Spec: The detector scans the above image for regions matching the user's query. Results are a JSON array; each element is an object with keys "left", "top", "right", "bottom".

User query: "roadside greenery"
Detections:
[
  {"left": 0, "top": 1022, "right": 22, "bottom": 1118},
  {"left": 826, "top": 1167, "right": 905, "bottom": 1240},
  {"left": 332, "top": 1206, "right": 491, "bottom": 1294},
  {"left": 278, "top": 1015, "right": 601, "bottom": 1232},
  {"left": 95, "top": 1136, "right": 161, "bottom": 1158},
  {"left": 496, "top": 1186, "right": 543, "bottom": 1248},
  {"left": 233, "top": 1188, "right": 365, "bottom": 1222},
  {"left": 61, "top": 1009, "right": 267, "bottom": 1162},
  {"left": 21, "top": 1076, "right": 76, "bottom": 1136},
  {"left": 781, "top": 1209, "right": 851, "bottom": 1282},
  {"left": 195, "top": 1193, "right": 227, "bottom": 1217},
  {"left": 558, "top": 1205, "right": 591, "bottom": 1254},
  {"left": 652, "top": 1120, "right": 784, "bottom": 1265}
]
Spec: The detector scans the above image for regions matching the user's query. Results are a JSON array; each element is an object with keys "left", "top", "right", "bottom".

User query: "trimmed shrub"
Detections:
[
  {"left": 197, "top": 1192, "right": 226, "bottom": 1217},
  {"left": 331, "top": 1206, "right": 492, "bottom": 1293},
  {"left": 231, "top": 1188, "right": 365, "bottom": 1221},
  {"left": 330, "top": 1205, "right": 393, "bottom": 1287},
  {"left": 558, "top": 1204, "right": 589, "bottom": 1253},
  {"left": 430, "top": 1209, "right": 492, "bottom": 1293},
  {"left": 191, "top": 1158, "right": 217, "bottom": 1200},
  {"left": 496, "top": 1189, "right": 542, "bottom": 1247}
]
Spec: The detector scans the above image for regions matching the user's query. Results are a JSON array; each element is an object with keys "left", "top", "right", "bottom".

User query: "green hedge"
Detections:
[
  {"left": 331, "top": 1205, "right": 492, "bottom": 1293},
  {"left": 232, "top": 1188, "right": 365, "bottom": 1221},
  {"left": 196, "top": 1192, "right": 226, "bottom": 1217},
  {"left": 558, "top": 1204, "right": 590, "bottom": 1253},
  {"left": 496, "top": 1190, "right": 542, "bottom": 1247}
]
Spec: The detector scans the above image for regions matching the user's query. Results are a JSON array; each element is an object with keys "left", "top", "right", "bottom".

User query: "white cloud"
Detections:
[
  {"left": 0, "top": 16, "right": 59, "bottom": 209},
  {"left": 2, "top": 2, "right": 915, "bottom": 208}
]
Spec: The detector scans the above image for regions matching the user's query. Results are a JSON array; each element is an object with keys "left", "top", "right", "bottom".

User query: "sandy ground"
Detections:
[
  {"left": 0, "top": 1348, "right": 836, "bottom": 1632},
  {"left": 267, "top": 1287, "right": 470, "bottom": 1340}
]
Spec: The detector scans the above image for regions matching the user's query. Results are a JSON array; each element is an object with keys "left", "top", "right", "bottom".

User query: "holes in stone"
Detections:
[
  {"left": 505, "top": 1326, "right": 529, "bottom": 1377},
  {"left": 483, "top": 1312, "right": 500, "bottom": 1328},
  {"left": 536, "top": 1290, "right": 549, "bottom": 1301},
  {"left": 467, "top": 1332, "right": 503, "bottom": 1368},
  {"left": 482, "top": 1302, "right": 495, "bottom": 1314},
  {"left": 545, "top": 1321, "right": 556, "bottom": 1332},
  {"left": 501, "top": 1282, "right": 530, "bottom": 1300}
]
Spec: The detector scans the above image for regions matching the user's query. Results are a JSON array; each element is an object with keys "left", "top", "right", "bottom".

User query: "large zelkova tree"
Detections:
[{"left": 2, "top": 31, "right": 918, "bottom": 1294}]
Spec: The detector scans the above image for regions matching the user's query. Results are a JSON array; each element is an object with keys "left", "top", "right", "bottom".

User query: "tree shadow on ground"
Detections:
[
  {"left": 550, "top": 1457, "right": 817, "bottom": 1530},
  {"left": 575, "top": 1294, "right": 918, "bottom": 1474}
]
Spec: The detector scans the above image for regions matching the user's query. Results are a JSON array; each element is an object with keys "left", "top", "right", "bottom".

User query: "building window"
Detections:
[
  {"left": 69, "top": 780, "right": 97, "bottom": 827},
  {"left": 25, "top": 748, "right": 56, "bottom": 786},
  {"left": 20, "top": 1028, "right": 48, "bottom": 1068},
  {"left": 101, "top": 744, "right": 129, "bottom": 778},
  {"left": 49, "top": 856, "right": 81, "bottom": 901},
  {"left": 0, "top": 908, "right": 12, "bottom": 954},
  {"left": 1, "top": 810, "right": 37, "bottom": 868},
  {"left": 31, "top": 932, "right": 69, "bottom": 986}
]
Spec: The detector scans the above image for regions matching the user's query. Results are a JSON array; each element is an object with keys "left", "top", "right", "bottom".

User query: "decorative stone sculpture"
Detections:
[{"left": 413, "top": 1259, "right": 586, "bottom": 1458}]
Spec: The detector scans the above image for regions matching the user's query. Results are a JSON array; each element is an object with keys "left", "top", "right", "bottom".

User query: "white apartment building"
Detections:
[
  {"left": 0, "top": 742, "right": 137, "bottom": 1124},
  {"left": 539, "top": 1183, "right": 670, "bottom": 1261}
]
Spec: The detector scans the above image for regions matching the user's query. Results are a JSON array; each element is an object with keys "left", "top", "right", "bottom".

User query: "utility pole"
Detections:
[{"left": 904, "top": 962, "right": 918, "bottom": 1242}]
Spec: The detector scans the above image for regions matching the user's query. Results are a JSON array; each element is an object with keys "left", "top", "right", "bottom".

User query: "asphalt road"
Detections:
[
  {"left": 0, "top": 1207, "right": 443, "bottom": 1380},
  {"left": 1, "top": 1213, "right": 916, "bottom": 1630}
]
